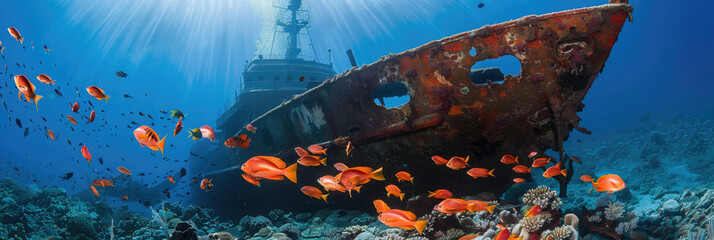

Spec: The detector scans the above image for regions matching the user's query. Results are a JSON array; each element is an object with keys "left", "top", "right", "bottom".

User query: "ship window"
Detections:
[
  {"left": 470, "top": 55, "right": 521, "bottom": 85},
  {"left": 287, "top": 75, "right": 293, "bottom": 81},
  {"left": 274, "top": 75, "right": 280, "bottom": 81},
  {"left": 372, "top": 81, "right": 410, "bottom": 109},
  {"left": 258, "top": 76, "right": 264, "bottom": 81},
  {"left": 469, "top": 47, "right": 477, "bottom": 56}
]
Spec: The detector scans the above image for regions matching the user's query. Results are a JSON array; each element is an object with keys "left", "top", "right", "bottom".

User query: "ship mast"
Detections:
[{"left": 277, "top": 0, "right": 308, "bottom": 60}]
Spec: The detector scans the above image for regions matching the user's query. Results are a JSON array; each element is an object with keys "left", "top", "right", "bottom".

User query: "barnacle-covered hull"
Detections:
[{"left": 211, "top": 1, "right": 633, "bottom": 216}]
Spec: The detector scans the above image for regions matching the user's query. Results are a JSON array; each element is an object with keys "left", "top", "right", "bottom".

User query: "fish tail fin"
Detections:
[
  {"left": 527, "top": 167, "right": 532, "bottom": 173},
  {"left": 19, "top": 38, "right": 24, "bottom": 44},
  {"left": 427, "top": 191, "right": 435, "bottom": 198},
  {"left": 561, "top": 168, "right": 568, "bottom": 177},
  {"left": 105, "top": 94, "right": 110, "bottom": 102},
  {"left": 284, "top": 163, "right": 298, "bottom": 183},
  {"left": 410, "top": 177, "right": 414, "bottom": 184},
  {"left": 488, "top": 169, "right": 495, "bottom": 177},
  {"left": 485, "top": 204, "right": 496, "bottom": 214},
  {"left": 515, "top": 156, "right": 519, "bottom": 164},
  {"left": 354, "top": 185, "right": 362, "bottom": 193},
  {"left": 370, "top": 167, "right": 385, "bottom": 181},
  {"left": 158, "top": 135, "right": 166, "bottom": 157},
  {"left": 414, "top": 220, "right": 427, "bottom": 235},
  {"left": 320, "top": 158, "right": 327, "bottom": 166},
  {"left": 321, "top": 149, "right": 327, "bottom": 155},
  {"left": 466, "top": 203, "right": 478, "bottom": 213},
  {"left": 33, "top": 94, "right": 43, "bottom": 111},
  {"left": 321, "top": 193, "right": 329, "bottom": 202},
  {"left": 399, "top": 193, "right": 405, "bottom": 201}
]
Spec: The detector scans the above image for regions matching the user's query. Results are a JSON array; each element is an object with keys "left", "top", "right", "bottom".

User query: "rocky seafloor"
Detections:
[{"left": 1, "top": 114, "right": 713, "bottom": 240}]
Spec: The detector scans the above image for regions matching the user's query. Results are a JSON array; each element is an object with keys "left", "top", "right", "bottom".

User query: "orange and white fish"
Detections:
[
  {"left": 513, "top": 178, "right": 526, "bottom": 183},
  {"left": 524, "top": 205, "right": 541, "bottom": 217},
  {"left": 446, "top": 156, "right": 469, "bottom": 170},
  {"left": 345, "top": 141, "right": 354, "bottom": 156},
  {"left": 67, "top": 115, "right": 78, "bottom": 125},
  {"left": 334, "top": 164, "right": 384, "bottom": 197},
  {"left": 224, "top": 133, "right": 251, "bottom": 149},
  {"left": 317, "top": 175, "right": 348, "bottom": 193},
  {"left": 242, "top": 173, "right": 261, "bottom": 187},
  {"left": 86, "top": 86, "right": 109, "bottom": 102},
  {"left": 581, "top": 174, "right": 626, "bottom": 194},
  {"left": 542, "top": 162, "right": 567, "bottom": 178},
  {"left": 297, "top": 155, "right": 326, "bottom": 166},
  {"left": 200, "top": 178, "right": 213, "bottom": 191},
  {"left": 14, "top": 75, "right": 43, "bottom": 111},
  {"left": 373, "top": 199, "right": 391, "bottom": 214},
  {"left": 466, "top": 168, "right": 495, "bottom": 179},
  {"left": 117, "top": 166, "right": 132, "bottom": 175},
  {"left": 246, "top": 124, "right": 257, "bottom": 133},
  {"left": 434, "top": 198, "right": 495, "bottom": 214},
  {"left": 528, "top": 151, "right": 538, "bottom": 158},
  {"left": 427, "top": 189, "right": 453, "bottom": 199},
  {"left": 89, "top": 185, "right": 99, "bottom": 196},
  {"left": 46, "top": 129, "right": 55, "bottom": 140},
  {"left": 295, "top": 147, "right": 310, "bottom": 157},
  {"left": 432, "top": 155, "right": 448, "bottom": 165},
  {"left": 168, "top": 175, "right": 175, "bottom": 184},
  {"left": 87, "top": 110, "right": 95, "bottom": 124},
  {"left": 8, "top": 27, "right": 24, "bottom": 44},
  {"left": 133, "top": 126, "right": 167, "bottom": 156},
  {"left": 385, "top": 184, "right": 405, "bottom": 201},
  {"left": 71, "top": 102, "right": 79, "bottom": 112},
  {"left": 80, "top": 145, "right": 92, "bottom": 163},
  {"left": 199, "top": 125, "right": 215, "bottom": 142},
  {"left": 307, "top": 145, "right": 327, "bottom": 155},
  {"left": 173, "top": 119, "right": 183, "bottom": 137},
  {"left": 512, "top": 165, "right": 531, "bottom": 173},
  {"left": 241, "top": 156, "right": 298, "bottom": 183},
  {"left": 531, "top": 157, "right": 553, "bottom": 168},
  {"left": 36, "top": 74, "right": 55, "bottom": 85},
  {"left": 500, "top": 154, "right": 518, "bottom": 164},
  {"left": 301, "top": 186, "right": 329, "bottom": 202},
  {"left": 377, "top": 209, "right": 428, "bottom": 235},
  {"left": 395, "top": 171, "right": 414, "bottom": 184}
]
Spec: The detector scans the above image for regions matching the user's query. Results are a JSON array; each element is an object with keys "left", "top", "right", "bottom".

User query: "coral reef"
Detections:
[
  {"left": 581, "top": 195, "right": 638, "bottom": 239},
  {"left": 639, "top": 184, "right": 714, "bottom": 239},
  {"left": 521, "top": 186, "right": 563, "bottom": 210}
]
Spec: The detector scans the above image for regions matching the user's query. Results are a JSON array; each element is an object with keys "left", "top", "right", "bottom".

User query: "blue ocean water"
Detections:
[{"left": 0, "top": 0, "right": 713, "bottom": 239}]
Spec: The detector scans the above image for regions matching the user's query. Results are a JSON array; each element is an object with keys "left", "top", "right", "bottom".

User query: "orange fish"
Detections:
[
  {"left": 89, "top": 185, "right": 99, "bottom": 196},
  {"left": 466, "top": 168, "right": 495, "bottom": 179},
  {"left": 581, "top": 174, "right": 626, "bottom": 194},
  {"left": 334, "top": 164, "right": 384, "bottom": 197},
  {"left": 542, "top": 162, "right": 567, "bottom": 178},
  {"left": 71, "top": 102, "right": 79, "bottom": 112},
  {"left": 385, "top": 184, "right": 405, "bottom": 201},
  {"left": 200, "top": 178, "right": 213, "bottom": 191},
  {"left": 117, "top": 166, "right": 132, "bottom": 175},
  {"left": 432, "top": 155, "right": 448, "bottom": 165},
  {"left": 92, "top": 179, "right": 114, "bottom": 188},
  {"left": 121, "top": 196, "right": 128, "bottom": 201},
  {"left": 334, "top": 163, "right": 349, "bottom": 171},
  {"left": 87, "top": 110, "right": 96, "bottom": 124},
  {"left": 458, "top": 235, "right": 479, "bottom": 240},
  {"left": 225, "top": 133, "right": 251, "bottom": 149},
  {"left": 579, "top": 175, "right": 593, "bottom": 182},
  {"left": 528, "top": 151, "right": 538, "bottom": 158},
  {"left": 373, "top": 199, "right": 391, "bottom": 214},
  {"left": 301, "top": 186, "right": 329, "bottom": 202},
  {"left": 67, "top": 115, "right": 78, "bottom": 124},
  {"left": 80, "top": 145, "right": 92, "bottom": 163},
  {"left": 86, "top": 86, "right": 109, "bottom": 102},
  {"left": 14, "top": 75, "right": 43, "bottom": 111},
  {"left": 434, "top": 198, "right": 495, "bottom": 214},
  {"left": 513, "top": 178, "right": 526, "bottom": 183},
  {"left": 307, "top": 144, "right": 327, "bottom": 155},
  {"left": 500, "top": 154, "right": 518, "bottom": 164},
  {"left": 246, "top": 124, "right": 257, "bottom": 133},
  {"left": 395, "top": 171, "right": 414, "bottom": 184},
  {"left": 133, "top": 126, "right": 167, "bottom": 157},
  {"left": 36, "top": 74, "right": 55, "bottom": 85},
  {"left": 512, "top": 165, "right": 531, "bottom": 173},
  {"left": 168, "top": 175, "right": 175, "bottom": 184},
  {"left": 46, "top": 129, "right": 55, "bottom": 140},
  {"left": 241, "top": 156, "right": 298, "bottom": 183},
  {"left": 531, "top": 157, "right": 552, "bottom": 168},
  {"left": 294, "top": 147, "right": 310, "bottom": 157},
  {"left": 428, "top": 189, "right": 453, "bottom": 199},
  {"left": 317, "top": 175, "right": 348, "bottom": 193},
  {"left": 7, "top": 27, "right": 24, "bottom": 44},
  {"left": 242, "top": 173, "right": 261, "bottom": 187},
  {"left": 377, "top": 209, "right": 428, "bottom": 235},
  {"left": 446, "top": 156, "right": 469, "bottom": 170},
  {"left": 345, "top": 141, "right": 354, "bottom": 156},
  {"left": 493, "top": 228, "right": 522, "bottom": 240},
  {"left": 297, "top": 155, "right": 326, "bottom": 166},
  {"left": 173, "top": 119, "right": 183, "bottom": 137},
  {"left": 524, "top": 205, "right": 541, "bottom": 217}
]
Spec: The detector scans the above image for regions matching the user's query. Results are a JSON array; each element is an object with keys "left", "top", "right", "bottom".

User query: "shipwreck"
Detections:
[{"left": 193, "top": 0, "right": 633, "bottom": 216}]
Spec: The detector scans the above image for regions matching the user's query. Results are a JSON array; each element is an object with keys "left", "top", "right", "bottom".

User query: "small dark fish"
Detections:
[
  {"left": 160, "top": 110, "right": 168, "bottom": 114},
  {"left": 41, "top": 116, "right": 46, "bottom": 122},
  {"left": 138, "top": 112, "right": 144, "bottom": 116},
  {"left": 163, "top": 189, "right": 170, "bottom": 198},
  {"left": 138, "top": 173, "right": 145, "bottom": 176},
  {"left": 67, "top": 140, "right": 72, "bottom": 145},
  {"left": 14, "top": 167, "right": 20, "bottom": 171},
  {"left": 15, "top": 118, "right": 22, "bottom": 128},
  {"left": 569, "top": 156, "right": 582, "bottom": 164},
  {"left": 99, "top": 157, "right": 104, "bottom": 165},
  {"left": 123, "top": 94, "right": 133, "bottom": 98},
  {"left": 59, "top": 172, "right": 74, "bottom": 180},
  {"left": 131, "top": 121, "right": 138, "bottom": 125},
  {"left": 180, "top": 168, "right": 187, "bottom": 177},
  {"left": 147, "top": 114, "right": 153, "bottom": 120},
  {"left": 115, "top": 71, "right": 128, "bottom": 78},
  {"left": 54, "top": 89, "right": 63, "bottom": 97},
  {"left": 190, "top": 152, "right": 198, "bottom": 156},
  {"left": 3, "top": 100, "right": 6, "bottom": 110},
  {"left": 477, "top": 3, "right": 484, "bottom": 8},
  {"left": 88, "top": 101, "right": 94, "bottom": 108},
  {"left": 23, "top": 128, "right": 29, "bottom": 137}
]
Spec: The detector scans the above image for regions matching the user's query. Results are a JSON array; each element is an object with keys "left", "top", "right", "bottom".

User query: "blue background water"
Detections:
[{"left": 0, "top": 0, "right": 712, "bottom": 213}]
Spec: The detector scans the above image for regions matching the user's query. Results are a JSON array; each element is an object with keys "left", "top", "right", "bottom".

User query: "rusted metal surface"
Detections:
[{"left": 217, "top": 2, "right": 632, "bottom": 215}]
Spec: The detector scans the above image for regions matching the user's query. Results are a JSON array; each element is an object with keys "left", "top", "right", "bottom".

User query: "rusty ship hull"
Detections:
[{"left": 206, "top": 1, "right": 633, "bottom": 216}]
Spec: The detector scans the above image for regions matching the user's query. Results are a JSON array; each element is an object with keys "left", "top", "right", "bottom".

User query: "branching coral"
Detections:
[
  {"left": 615, "top": 212, "right": 639, "bottom": 235},
  {"left": 522, "top": 186, "right": 563, "bottom": 210},
  {"left": 604, "top": 202, "right": 625, "bottom": 221},
  {"left": 541, "top": 225, "right": 578, "bottom": 240}
]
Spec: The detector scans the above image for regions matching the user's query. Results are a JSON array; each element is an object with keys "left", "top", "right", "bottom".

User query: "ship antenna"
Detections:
[{"left": 276, "top": 0, "right": 308, "bottom": 59}]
